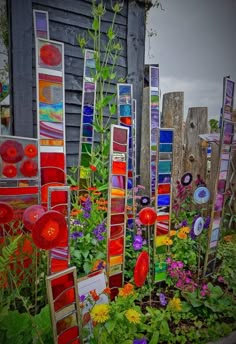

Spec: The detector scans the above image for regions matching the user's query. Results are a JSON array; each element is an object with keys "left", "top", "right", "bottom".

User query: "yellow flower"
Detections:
[
  {"left": 180, "top": 226, "right": 190, "bottom": 234},
  {"left": 163, "top": 238, "right": 173, "bottom": 246},
  {"left": 90, "top": 304, "right": 110, "bottom": 323},
  {"left": 169, "top": 230, "right": 177, "bottom": 236},
  {"left": 169, "top": 297, "right": 182, "bottom": 312},
  {"left": 177, "top": 231, "right": 187, "bottom": 240},
  {"left": 125, "top": 309, "right": 141, "bottom": 324}
]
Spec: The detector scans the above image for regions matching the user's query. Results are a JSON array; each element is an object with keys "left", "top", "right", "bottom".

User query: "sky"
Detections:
[{"left": 145, "top": 0, "right": 236, "bottom": 120}]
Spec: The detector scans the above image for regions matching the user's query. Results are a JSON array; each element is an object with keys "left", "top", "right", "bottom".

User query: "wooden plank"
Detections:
[
  {"left": 10, "top": 0, "right": 33, "bottom": 137},
  {"left": 182, "top": 107, "right": 208, "bottom": 182},
  {"left": 33, "top": 0, "right": 127, "bottom": 25},
  {"left": 162, "top": 92, "right": 184, "bottom": 197},
  {"left": 127, "top": 1, "right": 146, "bottom": 174}
]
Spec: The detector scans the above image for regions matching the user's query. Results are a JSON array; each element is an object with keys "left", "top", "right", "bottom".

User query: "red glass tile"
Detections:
[
  {"left": 58, "top": 326, "right": 79, "bottom": 344},
  {"left": 128, "top": 171, "right": 132, "bottom": 177},
  {"left": 158, "top": 184, "right": 170, "bottom": 194},
  {"left": 111, "top": 198, "right": 125, "bottom": 213},
  {"left": 120, "top": 117, "right": 132, "bottom": 126},
  {"left": 0, "top": 187, "right": 38, "bottom": 196},
  {"left": 40, "top": 152, "right": 65, "bottom": 169},
  {"left": 157, "top": 214, "right": 169, "bottom": 221},
  {"left": 113, "top": 142, "right": 126, "bottom": 152},
  {"left": 110, "top": 225, "right": 124, "bottom": 239},
  {"left": 51, "top": 259, "right": 69, "bottom": 273},
  {"left": 111, "top": 214, "right": 125, "bottom": 225},
  {"left": 113, "top": 127, "right": 127, "bottom": 144},
  {"left": 109, "top": 273, "right": 122, "bottom": 300},
  {"left": 51, "top": 272, "right": 74, "bottom": 298},
  {"left": 41, "top": 167, "right": 65, "bottom": 184},
  {"left": 156, "top": 221, "right": 169, "bottom": 235},
  {"left": 109, "top": 237, "right": 124, "bottom": 256},
  {"left": 112, "top": 161, "right": 126, "bottom": 175},
  {"left": 41, "top": 183, "right": 65, "bottom": 203}
]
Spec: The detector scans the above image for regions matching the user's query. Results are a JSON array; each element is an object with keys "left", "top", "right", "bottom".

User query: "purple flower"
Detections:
[
  {"left": 79, "top": 294, "right": 86, "bottom": 302},
  {"left": 133, "top": 339, "right": 147, "bottom": 344},
  {"left": 83, "top": 211, "right": 90, "bottom": 219},
  {"left": 134, "top": 235, "right": 143, "bottom": 244},
  {"left": 97, "top": 261, "right": 105, "bottom": 270},
  {"left": 72, "top": 219, "right": 81, "bottom": 225},
  {"left": 93, "top": 223, "right": 106, "bottom": 241},
  {"left": 159, "top": 293, "right": 167, "bottom": 306},
  {"left": 133, "top": 241, "right": 143, "bottom": 250},
  {"left": 204, "top": 216, "right": 211, "bottom": 229},
  {"left": 70, "top": 231, "right": 83, "bottom": 240}
]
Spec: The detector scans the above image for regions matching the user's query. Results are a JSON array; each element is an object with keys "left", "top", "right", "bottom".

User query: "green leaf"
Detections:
[
  {"left": 149, "top": 330, "right": 159, "bottom": 344},
  {"left": 105, "top": 320, "right": 116, "bottom": 333}
]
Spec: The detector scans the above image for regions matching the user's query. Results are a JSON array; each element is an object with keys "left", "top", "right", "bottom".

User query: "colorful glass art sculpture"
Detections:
[
  {"left": 138, "top": 207, "right": 157, "bottom": 226},
  {"left": 107, "top": 125, "right": 128, "bottom": 297}
]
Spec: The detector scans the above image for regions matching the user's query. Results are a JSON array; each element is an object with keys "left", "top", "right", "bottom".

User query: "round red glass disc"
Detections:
[
  {"left": 23, "top": 205, "right": 46, "bottom": 231},
  {"left": 134, "top": 251, "right": 149, "bottom": 287},
  {"left": 138, "top": 207, "right": 157, "bottom": 225},
  {"left": 40, "top": 44, "right": 62, "bottom": 66},
  {"left": 32, "top": 210, "right": 68, "bottom": 250},
  {"left": 0, "top": 202, "right": 14, "bottom": 224}
]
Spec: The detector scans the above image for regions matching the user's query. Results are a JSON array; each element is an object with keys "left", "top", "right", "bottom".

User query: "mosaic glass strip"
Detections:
[
  {"left": 78, "top": 50, "right": 96, "bottom": 187},
  {"left": 154, "top": 128, "right": 174, "bottom": 282},
  {"left": 107, "top": 125, "right": 128, "bottom": 298},
  {"left": 35, "top": 37, "right": 66, "bottom": 211},
  {"left": 46, "top": 267, "right": 83, "bottom": 344},
  {"left": 204, "top": 119, "right": 235, "bottom": 276}
]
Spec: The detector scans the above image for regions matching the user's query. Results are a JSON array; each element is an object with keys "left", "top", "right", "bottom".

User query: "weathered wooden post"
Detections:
[
  {"left": 162, "top": 92, "right": 184, "bottom": 197},
  {"left": 182, "top": 107, "right": 208, "bottom": 183}
]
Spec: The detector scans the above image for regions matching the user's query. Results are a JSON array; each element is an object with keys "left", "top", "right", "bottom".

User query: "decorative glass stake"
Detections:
[
  {"left": 107, "top": 125, "right": 129, "bottom": 299},
  {"left": 154, "top": 128, "right": 174, "bottom": 282}
]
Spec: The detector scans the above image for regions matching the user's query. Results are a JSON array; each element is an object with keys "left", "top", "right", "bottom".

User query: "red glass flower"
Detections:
[
  {"left": 0, "top": 140, "right": 24, "bottom": 163},
  {"left": 40, "top": 44, "right": 62, "bottom": 66},
  {"left": 2, "top": 164, "right": 17, "bottom": 178},
  {"left": 134, "top": 251, "right": 149, "bottom": 287},
  {"left": 20, "top": 159, "right": 38, "bottom": 177},
  {"left": 0, "top": 202, "right": 14, "bottom": 224},
  {"left": 32, "top": 210, "right": 68, "bottom": 250},
  {"left": 23, "top": 205, "right": 46, "bottom": 231},
  {"left": 138, "top": 207, "right": 157, "bottom": 225},
  {"left": 24, "top": 144, "right": 38, "bottom": 158}
]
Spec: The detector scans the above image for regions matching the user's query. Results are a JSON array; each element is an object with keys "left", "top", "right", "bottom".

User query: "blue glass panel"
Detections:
[
  {"left": 119, "top": 85, "right": 131, "bottom": 96},
  {"left": 83, "top": 105, "right": 94, "bottom": 115},
  {"left": 128, "top": 157, "right": 132, "bottom": 169},
  {"left": 158, "top": 161, "right": 171, "bottom": 173},
  {"left": 160, "top": 130, "right": 173, "bottom": 143},
  {"left": 157, "top": 195, "right": 170, "bottom": 206},
  {"left": 158, "top": 174, "right": 171, "bottom": 183},
  {"left": 120, "top": 104, "right": 131, "bottom": 117},
  {"left": 83, "top": 114, "right": 93, "bottom": 125},
  {"left": 82, "top": 124, "right": 92, "bottom": 137},
  {"left": 159, "top": 143, "right": 172, "bottom": 152},
  {"left": 127, "top": 179, "right": 133, "bottom": 189}
]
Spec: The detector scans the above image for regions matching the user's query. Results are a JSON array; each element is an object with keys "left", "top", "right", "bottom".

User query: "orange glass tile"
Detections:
[{"left": 110, "top": 255, "right": 123, "bottom": 266}]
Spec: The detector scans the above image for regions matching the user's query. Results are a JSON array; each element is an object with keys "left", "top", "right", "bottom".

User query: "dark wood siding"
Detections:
[
  {"left": 10, "top": 0, "right": 147, "bottom": 171},
  {"left": 32, "top": 0, "right": 128, "bottom": 168}
]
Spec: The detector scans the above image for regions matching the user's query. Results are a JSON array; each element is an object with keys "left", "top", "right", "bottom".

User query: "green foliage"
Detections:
[
  {"left": 216, "top": 239, "right": 236, "bottom": 294},
  {"left": 0, "top": 305, "right": 53, "bottom": 344}
]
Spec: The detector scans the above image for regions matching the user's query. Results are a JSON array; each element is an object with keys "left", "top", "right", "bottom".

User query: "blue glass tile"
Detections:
[
  {"left": 158, "top": 161, "right": 171, "bottom": 173},
  {"left": 127, "top": 179, "right": 133, "bottom": 189},
  {"left": 83, "top": 115, "right": 93, "bottom": 125},
  {"left": 128, "top": 157, "right": 132, "bottom": 169},
  {"left": 83, "top": 124, "right": 93, "bottom": 137},
  {"left": 158, "top": 174, "right": 171, "bottom": 183},
  {"left": 157, "top": 195, "right": 170, "bottom": 206},
  {"left": 120, "top": 104, "right": 131, "bottom": 117},
  {"left": 160, "top": 130, "right": 173, "bottom": 143},
  {"left": 83, "top": 105, "right": 94, "bottom": 116},
  {"left": 119, "top": 85, "right": 131, "bottom": 96},
  {"left": 159, "top": 143, "right": 172, "bottom": 152}
]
